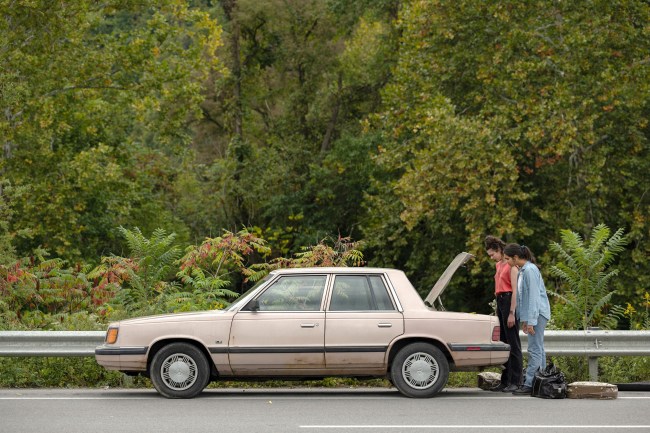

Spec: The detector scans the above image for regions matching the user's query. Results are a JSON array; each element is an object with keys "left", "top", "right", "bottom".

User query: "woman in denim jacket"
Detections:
[{"left": 503, "top": 243, "right": 551, "bottom": 396}]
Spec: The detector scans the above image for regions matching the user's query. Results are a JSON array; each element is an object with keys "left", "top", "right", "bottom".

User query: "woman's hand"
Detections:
[{"left": 507, "top": 312, "right": 515, "bottom": 328}]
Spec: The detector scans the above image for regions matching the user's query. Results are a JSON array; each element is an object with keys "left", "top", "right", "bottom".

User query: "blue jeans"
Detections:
[{"left": 524, "top": 315, "right": 548, "bottom": 387}]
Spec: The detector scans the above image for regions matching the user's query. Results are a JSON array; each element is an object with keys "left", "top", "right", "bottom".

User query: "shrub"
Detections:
[
  {"left": 0, "top": 251, "right": 108, "bottom": 329},
  {"left": 548, "top": 224, "right": 628, "bottom": 330}
]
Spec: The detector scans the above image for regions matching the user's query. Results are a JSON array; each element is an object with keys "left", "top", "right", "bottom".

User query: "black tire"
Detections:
[
  {"left": 390, "top": 342, "right": 449, "bottom": 398},
  {"left": 150, "top": 342, "right": 211, "bottom": 399}
]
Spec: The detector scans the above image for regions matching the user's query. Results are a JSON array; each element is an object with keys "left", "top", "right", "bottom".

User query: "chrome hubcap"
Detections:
[
  {"left": 161, "top": 353, "right": 198, "bottom": 391},
  {"left": 402, "top": 352, "right": 439, "bottom": 390}
]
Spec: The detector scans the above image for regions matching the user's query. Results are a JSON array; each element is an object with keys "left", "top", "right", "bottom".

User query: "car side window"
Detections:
[
  {"left": 329, "top": 275, "right": 395, "bottom": 311},
  {"left": 254, "top": 275, "right": 326, "bottom": 311}
]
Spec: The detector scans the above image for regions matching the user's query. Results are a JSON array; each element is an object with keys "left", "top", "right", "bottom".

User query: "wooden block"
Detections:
[{"left": 567, "top": 381, "right": 618, "bottom": 399}]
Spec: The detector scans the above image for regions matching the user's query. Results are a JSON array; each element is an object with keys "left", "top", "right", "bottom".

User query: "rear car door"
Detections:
[{"left": 325, "top": 274, "right": 404, "bottom": 370}]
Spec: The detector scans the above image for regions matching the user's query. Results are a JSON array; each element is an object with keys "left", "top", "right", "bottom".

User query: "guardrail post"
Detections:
[
  {"left": 587, "top": 327, "right": 600, "bottom": 381},
  {"left": 588, "top": 356, "right": 599, "bottom": 381}
]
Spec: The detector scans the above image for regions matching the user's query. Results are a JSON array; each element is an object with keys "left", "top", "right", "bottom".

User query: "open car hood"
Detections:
[{"left": 424, "top": 252, "right": 474, "bottom": 308}]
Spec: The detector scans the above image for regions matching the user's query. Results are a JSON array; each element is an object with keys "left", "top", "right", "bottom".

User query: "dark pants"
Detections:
[{"left": 496, "top": 292, "right": 523, "bottom": 386}]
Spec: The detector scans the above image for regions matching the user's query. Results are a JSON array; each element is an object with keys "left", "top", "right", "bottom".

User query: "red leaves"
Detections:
[
  {"left": 269, "top": 236, "right": 364, "bottom": 269},
  {"left": 1, "top": 257, "right": 109, "bottom": 318},
  {"left": 179, "top": 229, "right": 268, "bottom": 274}
]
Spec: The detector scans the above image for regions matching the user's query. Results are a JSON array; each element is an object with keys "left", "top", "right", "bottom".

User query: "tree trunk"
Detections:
[
  {"left": 321, "top": 72, "right": 343, "bottom": 154},
  {"left": 221, "top": 0, "right": 243, "bottom": 140}
]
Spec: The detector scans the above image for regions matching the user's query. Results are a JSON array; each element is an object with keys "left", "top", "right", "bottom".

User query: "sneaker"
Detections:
[
  {"left": 490, "top": 383, "right": 506, "bottom": 392},
  {"left": 502, "top": 384, "right": 518, "bottom": 392},
  {"left": 512, "top": 385, "right": 533, "bottom": 396}
]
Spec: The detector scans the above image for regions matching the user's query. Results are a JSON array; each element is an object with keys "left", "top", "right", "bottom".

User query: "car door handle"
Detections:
[
  {"left": 301, "top": 323, "right": 318, "bottom": 328},
  {"left": 377, "top": 323, "right": 392, "bottom": 328}
]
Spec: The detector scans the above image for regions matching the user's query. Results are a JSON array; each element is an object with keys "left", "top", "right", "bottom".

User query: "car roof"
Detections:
[
  {"left": 269, "top": 267, "right": 401, "bottom": 275},
  {"left": 267, "top": 252, "right": 474, "bottom": 307}
]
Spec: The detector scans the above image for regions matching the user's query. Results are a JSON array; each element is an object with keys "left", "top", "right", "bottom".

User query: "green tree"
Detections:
[
  {"left": 549, "top": 224, "right": 629, "bottom": 330},
  {"left": 1, "top": 0, "right": 223, "bottom": 262},
  {"left": 0, "top": 181, "right": 29, "bottom": 265},
  {"left": 363, "top": 0, "right": 650, "bottom": 312},
  {"left": 191, "top": 0, "right": 398, "bottom": 252}
]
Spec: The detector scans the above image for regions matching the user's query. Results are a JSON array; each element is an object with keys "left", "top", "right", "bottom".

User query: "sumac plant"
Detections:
[
  {"left": 0, "top": 250, "right": 110, "bottom": 327},
  {"left": 174, "top": 229, "right": 271, "bottom": 311},
  {"left": 270, "top": 236, "right": 364, "bottom": 269}
]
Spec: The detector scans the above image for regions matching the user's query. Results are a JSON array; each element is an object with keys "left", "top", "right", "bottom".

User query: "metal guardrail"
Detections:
[
  {"left": 0, "top": 331, "right": 104, "bottom": 357},
  {"left": 520, "top": 329, "right": 650, "bottom": 381},
  {"left": 1, "top": 330, "right": 649, "bottom": 381},
  {"left": 520, "top": 330, "right": 650, "bottom": 356}
]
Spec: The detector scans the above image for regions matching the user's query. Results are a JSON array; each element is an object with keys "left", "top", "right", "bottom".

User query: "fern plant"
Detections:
[
  {"left": 119, "top": 227, "right": 181, "bottom": 291},
  {"left": 90, "top": 227, "right": 181, "bottom": 316},
  {"left": 548, "top": 224, "right": 628, "bottom": 330}
]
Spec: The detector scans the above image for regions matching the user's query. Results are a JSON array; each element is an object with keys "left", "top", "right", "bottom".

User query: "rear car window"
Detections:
[{"left": 329, "top": 275, "right": 395, "bottom": 311}]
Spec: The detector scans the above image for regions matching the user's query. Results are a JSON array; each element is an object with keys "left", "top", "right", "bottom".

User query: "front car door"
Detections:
[
  {"left": 229, "top": 274, "right": 327, "bottom": 375},
  {"left": 325, "top": 274, "right": 404, "bottom": 372}
]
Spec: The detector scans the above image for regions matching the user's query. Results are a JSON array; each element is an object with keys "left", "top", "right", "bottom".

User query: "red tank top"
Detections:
[{"left": 495, "top": 260, "right": 513, "bottom": 295}]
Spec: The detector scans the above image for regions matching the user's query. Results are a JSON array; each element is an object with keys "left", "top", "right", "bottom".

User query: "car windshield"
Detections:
[{"left": 225, "top": 275, "right": 271, "bottom": 311}]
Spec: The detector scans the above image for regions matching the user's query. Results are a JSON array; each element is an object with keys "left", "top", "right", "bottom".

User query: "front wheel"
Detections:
[
  {"left": 390, "top": 343, "right": 449, "bottom": 398},
  {"left": 150, "top": 342, "right": 211, "bottom": 399}
]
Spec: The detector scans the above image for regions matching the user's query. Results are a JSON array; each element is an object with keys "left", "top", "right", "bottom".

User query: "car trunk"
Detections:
[{"left": 424, "top": 252, "right": 474, "bottom": 310}]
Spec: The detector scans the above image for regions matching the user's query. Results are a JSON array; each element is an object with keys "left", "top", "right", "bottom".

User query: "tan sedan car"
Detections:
[{"left": 95, "top": 253, "right": 509, "bottom": 398}]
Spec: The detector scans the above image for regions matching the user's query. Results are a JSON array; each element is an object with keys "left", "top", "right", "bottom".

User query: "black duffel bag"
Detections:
[{"left": 532, "top": 363, "right": 567, "bottom": 399}]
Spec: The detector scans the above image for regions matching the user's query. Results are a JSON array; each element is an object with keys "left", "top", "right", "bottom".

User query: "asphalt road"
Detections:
[{"left": 1, "top": 387, "right": 649, "bottom": 433}]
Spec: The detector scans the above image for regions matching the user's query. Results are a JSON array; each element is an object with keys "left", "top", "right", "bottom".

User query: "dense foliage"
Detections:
[
  {"left": 364, "top": 0, "right": 650, "bottom": 313},
  {"left": 1, "top": 1, "right": 648, "bottom": 328}
]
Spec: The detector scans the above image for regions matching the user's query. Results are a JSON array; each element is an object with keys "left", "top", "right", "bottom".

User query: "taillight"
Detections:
[{"left": 492, "top": 326, "right": 500, "bottom": 341}]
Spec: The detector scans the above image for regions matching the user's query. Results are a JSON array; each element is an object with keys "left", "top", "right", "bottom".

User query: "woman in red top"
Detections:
[{"left": 485, "top": 235, "right": 523, "bottom": 392}]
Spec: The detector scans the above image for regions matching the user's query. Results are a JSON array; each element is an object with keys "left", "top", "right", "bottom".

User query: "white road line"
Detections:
[
  {"left": 0, "top": 395, "right": 648, "bottom": 400},
  {"left": 300, "top": 426, "right": 650, "bottom": 430},
  {"left": 0, "top": 397, "right": 154, "bottom": 400}
]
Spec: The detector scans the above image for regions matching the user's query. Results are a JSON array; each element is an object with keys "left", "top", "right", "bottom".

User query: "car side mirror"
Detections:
[{"left": 247, "top": 299, "right": 260, "bottom": 312}]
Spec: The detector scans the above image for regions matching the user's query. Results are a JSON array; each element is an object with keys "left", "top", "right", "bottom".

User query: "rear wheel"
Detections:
[
  {"left": 150, "top": 342, "right": 210, "bottom": 399},
  {"left": 390, "top": 343, "right": 449, "bottom": 398}
]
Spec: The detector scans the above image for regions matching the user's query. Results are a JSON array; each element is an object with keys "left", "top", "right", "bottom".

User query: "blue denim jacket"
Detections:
[{"left": 517, "top": 261, "right": 551, "bottom": 326}]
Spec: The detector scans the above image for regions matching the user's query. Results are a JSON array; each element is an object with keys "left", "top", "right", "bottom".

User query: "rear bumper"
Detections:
[
  {"left": 448, "top": 342, "right": 510, "bottom": 367},
  {"left": 448, "top": 343, "right": 510, "bottom": 352}
]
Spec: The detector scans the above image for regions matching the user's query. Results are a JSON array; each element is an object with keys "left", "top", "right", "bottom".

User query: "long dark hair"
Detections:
[
  {"left": 504, "top": 243, "right": 537, "bottom": 265},
  {"left": 484, "top": 235, "right": 506, "bottom": 252}
]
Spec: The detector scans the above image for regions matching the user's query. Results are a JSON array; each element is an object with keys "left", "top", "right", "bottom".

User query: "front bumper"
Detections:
[{"left": 94, "top": 345, "right": 149, "bottom": 371}]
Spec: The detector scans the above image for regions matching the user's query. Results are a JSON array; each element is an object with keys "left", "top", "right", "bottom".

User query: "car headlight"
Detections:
[{"left": 105, "top": 326, "right": 119, "bottom": 344}]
